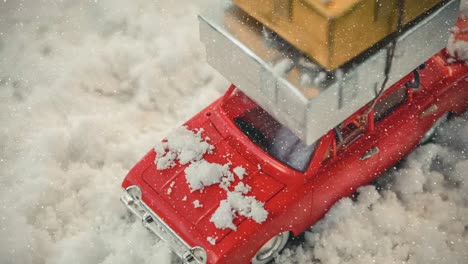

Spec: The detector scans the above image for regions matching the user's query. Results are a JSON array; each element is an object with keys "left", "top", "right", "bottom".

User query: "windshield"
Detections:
[{"left": 222, "top": 89, "right": 316, "bottom": 172}]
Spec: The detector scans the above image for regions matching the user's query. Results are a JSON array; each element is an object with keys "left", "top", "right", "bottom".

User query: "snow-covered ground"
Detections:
[{"left": 0, "top": 1, "right": 467, "bottom": 264}]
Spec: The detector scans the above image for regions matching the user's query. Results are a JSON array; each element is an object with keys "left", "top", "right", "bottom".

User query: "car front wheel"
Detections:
[{"left": 251, "top": 232, "right": 290, "bottom": 264}]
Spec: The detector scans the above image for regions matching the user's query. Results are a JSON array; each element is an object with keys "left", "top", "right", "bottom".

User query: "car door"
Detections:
[
  {"left": 308, "top": 77, "right": 416, "bottom": 217},
  {"left": 369, "top": 81, "right": 437, "bottom": 177},
  {"left": 333, "top": 75, "right": 437, "bottom": 192}
]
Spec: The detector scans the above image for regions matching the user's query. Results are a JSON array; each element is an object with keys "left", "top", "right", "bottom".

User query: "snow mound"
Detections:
[
  {"left": 184, "top": 160, "right": 234, "bottom": 191},
  {"left": 448, "top": 38, "right": 468, "bottom": 61},
  {"left": 447, "top": 18, "right": 468, "bottom": 61},
  {"left": 448, "top": 33, "right": 468, "bottom": 61},
  {"left": 210, "top": 184, "right": 268, "bottom": 230},
  {"left": 234, "top": 182, "right": 251, "bottom": 194},
  {"left": 0, "top": 1, "right": 227, "bottom": 263},
  {"left": 154, "top": 126, "right": 214, "bottom": 170}
]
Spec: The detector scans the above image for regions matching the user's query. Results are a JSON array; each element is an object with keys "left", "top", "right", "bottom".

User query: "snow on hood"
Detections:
[
  {"left": 154, "top": 126, "right": 214, "bottom": 170},
  {"left": 144, "top": 123, "right": 283, "bottom": 242},
  {"left": 210, "top": 185, "right": 268, "bottom": 230},
  {"left": 185, "top": 159, "right": 234, "bottom": 191}
]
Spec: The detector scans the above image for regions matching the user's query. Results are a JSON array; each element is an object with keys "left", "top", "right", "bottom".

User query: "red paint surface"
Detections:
[{"left": 122, "top": 48, "right": 468, "bottom": 264}]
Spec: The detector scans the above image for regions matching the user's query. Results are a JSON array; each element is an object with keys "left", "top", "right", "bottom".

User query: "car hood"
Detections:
[{"left": 142, "top": 120, "right": 285, "bottom": 241}]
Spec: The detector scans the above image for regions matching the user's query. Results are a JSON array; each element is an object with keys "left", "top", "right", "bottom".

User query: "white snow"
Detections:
[
  {"left": 207, "top": 236, "right": 217, "bottom": 246},
  {"left": 210, "top": 189, "right": 268, "bottom": 230},
  {"left": 154, "top": 126, "right": 214, "bottom": 170},
  {"left": 184, "top": 160, "right": 234, "bottom": 191},
  {"left": 448, "top": 37, "right": 468, "bottom": 61},
  {"left": 210, "top": 200, "right": 237, "bottom": 230},
  {"left": 193, "top": 200, "right": 203, "bottom": 208},
  {"left": 234, "top": 182, "right": 252, "bottom": 194},
  {"left": 0, "top": 1, "right": 227, "bottom": 263},
  {"left": 447, "top": 24, "right": 468, "bottom": 61},
  {"left": 1, "top": 1, "right": 467, "bottom": 264},
  {"left": 233, "top": 166, "right": 247, "bottom": 180}
]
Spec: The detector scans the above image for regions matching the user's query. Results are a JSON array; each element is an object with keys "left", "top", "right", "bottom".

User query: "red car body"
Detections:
[{"left": 121, "top": 49, "right": 468, "bottom": 264}]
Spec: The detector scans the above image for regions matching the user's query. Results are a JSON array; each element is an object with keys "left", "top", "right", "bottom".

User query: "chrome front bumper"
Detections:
[{"left": 121, "top": 185, "right": 207, "bottom": 264}]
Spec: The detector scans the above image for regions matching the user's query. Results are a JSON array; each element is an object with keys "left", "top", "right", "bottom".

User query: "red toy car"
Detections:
[{"left": 121, "top": 47, "right": 468, "bottom": 264}]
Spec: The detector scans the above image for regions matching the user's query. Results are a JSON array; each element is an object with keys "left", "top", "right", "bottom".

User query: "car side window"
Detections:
[
  {"left": 374, "top": 86, "right": 408, "bottom": 123},
  {"left": 335, "top": 116, "right": 367, "bottom": 151},
  {"left": 333, "top": 85, "right": 408, "bottom": 153}
]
